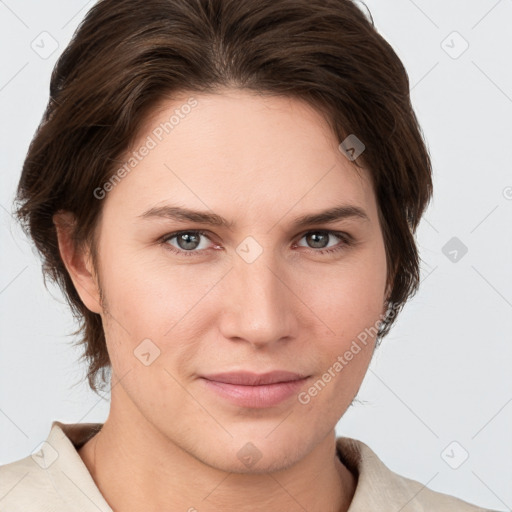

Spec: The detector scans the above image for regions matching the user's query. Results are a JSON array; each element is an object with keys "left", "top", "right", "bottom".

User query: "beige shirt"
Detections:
[{"left": 0, "top": 421, "right": 496, "bottom": 511}]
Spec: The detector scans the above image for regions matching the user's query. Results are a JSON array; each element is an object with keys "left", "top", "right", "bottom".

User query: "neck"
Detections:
[{"left": 78, "top": 396, "right": 356, "bottom": 512}]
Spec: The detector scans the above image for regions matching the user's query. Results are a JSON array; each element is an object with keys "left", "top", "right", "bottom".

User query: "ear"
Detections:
[{"left": 53, "top": 211, "right": 103, "bottom": 314}]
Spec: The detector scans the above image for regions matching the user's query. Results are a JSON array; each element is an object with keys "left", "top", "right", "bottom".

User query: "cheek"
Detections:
[
  {"left": 98, "top": 248, "right": 223, "bottom": 375},
  {"left": 301, "top": 241, "right": 386, "bottom": 388},
  {"left": 305, "top": 248, "right": 387, "bottom": 334},
  {"left": 99, "top": 244, "right": 197, "bottom": 325}
]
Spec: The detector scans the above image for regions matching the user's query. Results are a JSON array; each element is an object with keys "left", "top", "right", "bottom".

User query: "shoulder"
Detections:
[
  {"left": 0, "top": 421, "right": 110, "bottom": 512},
  {"left": 336, "top": 436, "right": 499, "bottom": 511},
  {"left": 0, "top": 451, "right": 63, "bottom": 511}
]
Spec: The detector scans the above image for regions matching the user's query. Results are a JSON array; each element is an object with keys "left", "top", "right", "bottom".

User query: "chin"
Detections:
[{"left": 194, "top": 434, "right": 310, "bottom": 475}]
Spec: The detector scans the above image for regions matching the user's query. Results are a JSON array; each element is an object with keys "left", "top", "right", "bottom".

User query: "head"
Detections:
[{"left": 15, "top": 0, "right": 432, "bottom": 472}]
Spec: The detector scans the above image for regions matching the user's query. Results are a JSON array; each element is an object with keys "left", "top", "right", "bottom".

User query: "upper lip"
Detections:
[{"left": 201, "top": 371, "right": 308, "bottom": 386}]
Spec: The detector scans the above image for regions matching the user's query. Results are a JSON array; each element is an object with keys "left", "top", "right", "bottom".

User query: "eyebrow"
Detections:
[{"left": 138, "top": 204, "right": 370, "bottom": 229}]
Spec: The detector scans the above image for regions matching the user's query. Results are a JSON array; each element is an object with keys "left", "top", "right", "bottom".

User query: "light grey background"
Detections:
[{"left": 1, "top": 1, "right": 511, "bottom": 510}]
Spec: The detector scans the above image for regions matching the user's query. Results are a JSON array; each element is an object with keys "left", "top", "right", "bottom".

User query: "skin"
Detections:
[{"left": 55, "top": 88, "right": 390, "bottom": 512}]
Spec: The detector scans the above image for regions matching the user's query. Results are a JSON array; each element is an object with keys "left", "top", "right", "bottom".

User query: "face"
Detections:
[{"left": 76, "top": 89, "right": 389, "bottom": 473}]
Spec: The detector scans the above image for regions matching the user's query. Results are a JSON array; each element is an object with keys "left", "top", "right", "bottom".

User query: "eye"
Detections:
[
  {"left": 295, "top": 230, "right": 352, "bottom": 255},
  {"left": 160, "top": 229, "right": 352, "bottom": 257},
  {"left": 161, "top": 230, "right": 215, "bottom": 257}
]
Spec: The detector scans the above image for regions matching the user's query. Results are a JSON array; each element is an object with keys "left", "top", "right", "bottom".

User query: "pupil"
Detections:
[
  {"left": 179, "top": 233, "right": 199, "bottom": 250},
  {"left": 309, "top": 232, "right": 327, "bottom": 248}
]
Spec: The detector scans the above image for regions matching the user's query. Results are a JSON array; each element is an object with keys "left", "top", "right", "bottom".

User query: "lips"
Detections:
[
  {"left": 201, "top": 370, "right": 308, "bottom": 386},
  {"left": 200, "top": 371, "right": 310, "bottom": 408}
]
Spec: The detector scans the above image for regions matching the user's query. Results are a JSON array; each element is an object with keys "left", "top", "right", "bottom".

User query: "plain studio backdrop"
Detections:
[{"left": 0, "top": 1, "right": 511, "bottom": 510}]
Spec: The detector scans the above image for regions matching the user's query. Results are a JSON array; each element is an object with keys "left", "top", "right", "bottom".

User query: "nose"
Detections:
[{"left": 217, "top": 248, "right": 299, "bottom": 349}]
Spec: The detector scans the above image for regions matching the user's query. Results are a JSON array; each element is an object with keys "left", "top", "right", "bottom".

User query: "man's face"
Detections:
[{"left": 88, "top": 89, "right": 388, "bottom": 473}]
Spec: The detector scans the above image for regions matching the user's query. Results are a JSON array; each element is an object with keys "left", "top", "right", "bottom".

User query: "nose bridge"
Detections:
[{"left": 219, "top": 239, "right": 297, "bottom": 346}]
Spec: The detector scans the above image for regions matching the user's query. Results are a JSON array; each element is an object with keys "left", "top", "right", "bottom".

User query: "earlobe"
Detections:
[{"left": 53, "top": 211, "right": 103, "bottom": 314}]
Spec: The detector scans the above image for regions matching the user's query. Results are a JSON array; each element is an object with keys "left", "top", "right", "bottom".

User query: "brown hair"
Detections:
[{"left": 14, "top": 0, "right": 433, "bottom": 395}]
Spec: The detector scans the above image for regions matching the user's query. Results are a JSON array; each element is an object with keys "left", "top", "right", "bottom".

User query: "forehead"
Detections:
[{"left": 103, "top": 89, "right": 376, "bottom": 223}]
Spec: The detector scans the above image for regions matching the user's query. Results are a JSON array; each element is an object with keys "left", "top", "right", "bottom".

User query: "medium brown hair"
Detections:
[{"left": 15, "top": 0, "right": 433, "bottom": 395}]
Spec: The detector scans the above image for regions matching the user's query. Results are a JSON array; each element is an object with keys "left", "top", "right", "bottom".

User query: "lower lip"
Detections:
[{"left": 200, "top": 378, "right": 309, "bottom": 408}]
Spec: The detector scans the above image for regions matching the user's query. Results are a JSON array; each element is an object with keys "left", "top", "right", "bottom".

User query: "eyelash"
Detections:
[{"left": 159, "top": 230, "right": 353, "bottom": 257}]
